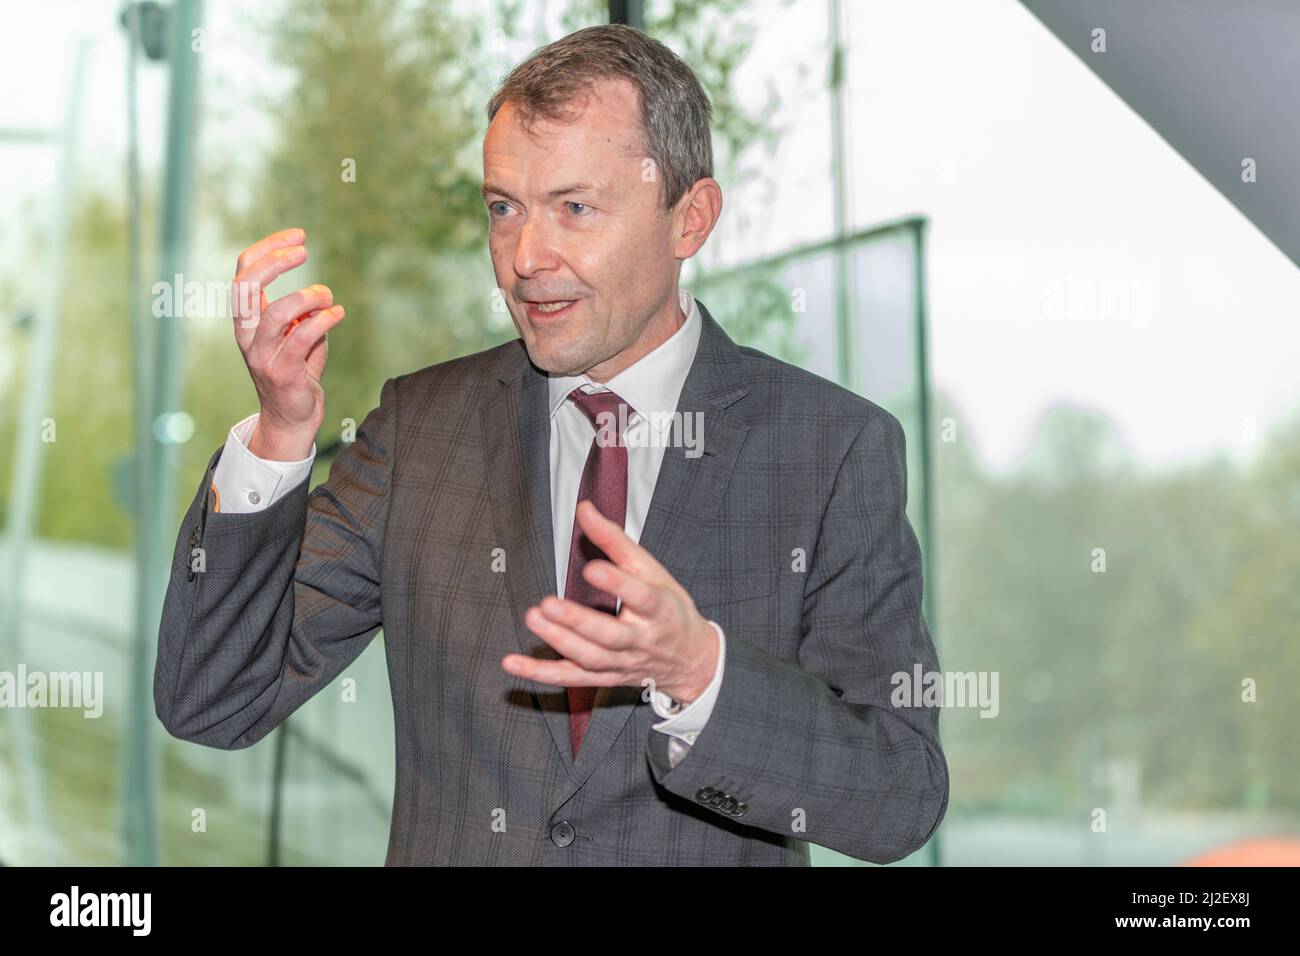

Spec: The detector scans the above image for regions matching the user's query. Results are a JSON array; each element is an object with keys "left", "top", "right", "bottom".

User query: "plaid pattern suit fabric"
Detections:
[{"left": 154, "top": 299, "right": 949, "bottom": 866}]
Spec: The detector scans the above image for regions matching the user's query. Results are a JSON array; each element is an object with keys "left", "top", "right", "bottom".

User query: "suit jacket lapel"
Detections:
[
  {"left": 483, "top": 299, "right": 751, "bottom": 790},
  {"left": 481, "top": 353, "right": 579, "bottom": 777}
]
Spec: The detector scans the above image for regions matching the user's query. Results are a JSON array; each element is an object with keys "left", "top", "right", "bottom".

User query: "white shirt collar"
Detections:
[{"left": 546, "top": 287, "right": 701, "bottom": 435}]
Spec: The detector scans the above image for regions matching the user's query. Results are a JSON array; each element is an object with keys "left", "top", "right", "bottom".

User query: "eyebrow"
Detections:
[{"left": 481, "top": 181, "right": 609, "bottom": 204}]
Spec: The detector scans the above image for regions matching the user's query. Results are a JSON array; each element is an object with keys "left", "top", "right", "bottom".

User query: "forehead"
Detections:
[{"left": 483, "top": 77, "right": 646, "bottom": 184}]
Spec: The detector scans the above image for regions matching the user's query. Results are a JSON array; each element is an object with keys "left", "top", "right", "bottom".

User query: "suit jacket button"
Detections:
[
  {"left": 734, "top": 801, "right": 748, "bottom": 816},
  {"left": 189, "top": 527, "right": 200, "bottom": 547},
  {"left": 550, "top": 821, "right": 575, "bottom": 848},
  {"left": 695, "top": 787, "right": 715, "bottom": 803}
]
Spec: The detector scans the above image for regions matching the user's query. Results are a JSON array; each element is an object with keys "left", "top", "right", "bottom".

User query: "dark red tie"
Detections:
[{"left": 563, "top": 386, "right": 629, "bottom": 757}]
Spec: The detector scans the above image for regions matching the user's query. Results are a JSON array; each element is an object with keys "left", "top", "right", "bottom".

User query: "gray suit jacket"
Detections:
[{"left": 155, "top": 300, "right": 949, "bottom": 865}]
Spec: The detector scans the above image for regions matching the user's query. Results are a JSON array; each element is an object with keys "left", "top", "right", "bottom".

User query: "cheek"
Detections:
[
  {"left": 567, "top": 226, "right": 635, "bottom": 289},
  {"left": 620, "top": 222, "right": 669, "bottom": 277},
  {"left": 563, "top": 229, "right": 601, "bottom": 269},
  {"left": 487, "top": 232, "right": 510, "bottom": 268}
]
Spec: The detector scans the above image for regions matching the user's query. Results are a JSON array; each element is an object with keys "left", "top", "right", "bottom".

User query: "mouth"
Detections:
[{"left": 524, "top": 298, "right": 579, "bottom": 322}]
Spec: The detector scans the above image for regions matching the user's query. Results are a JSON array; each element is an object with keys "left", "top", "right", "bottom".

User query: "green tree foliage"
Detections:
[
  {"left": 0, "top": 194, "right": 139, "bottom": 546},
  {"left": 211, "top": 0, "right": 495, "bottom": 438},
  {"left": 936, "top": 400, "right": 1300, "bottom": 813}
]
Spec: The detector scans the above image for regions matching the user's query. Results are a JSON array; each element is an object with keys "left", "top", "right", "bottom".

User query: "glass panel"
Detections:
[{"left": 842, "top": 0, "right": 1300, "bottom": 864}]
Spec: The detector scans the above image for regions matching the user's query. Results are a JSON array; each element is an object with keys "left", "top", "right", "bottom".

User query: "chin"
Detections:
[
  {"left": 516, "top": 312, "right": 608, "bottom": 376},
  {"left": 522, "top": 337, "right": 584, "bottom": 376}
]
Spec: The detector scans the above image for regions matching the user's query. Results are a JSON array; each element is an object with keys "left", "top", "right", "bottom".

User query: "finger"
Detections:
[
  {"left": 303, "top": 318, "right": 329, "bottom": 372},
  {"left": 280, "top": 304, "right": 344, "bottom": 365},
  {"left": 538, "top": 594, "right": 635, "bottom": 650},
  {"left": 283, "top": 309, "right": 314, "bottom": 337},
  {"left": 231, "top": 245, "right": 309, "bottom": 342},
  {"left": 581, "top": 558, "right": 660, "bottom": 617},
  {"left": 233, "top": 282, "right": 275, "bottom": 351},
  {"left": 500, "top": 653, "right": 619, "bottom": 689},
  {"left": 576, "top": 500, "right": 669, "bottom": 580},
  {"left": 235, "top": 227, "right": 305, "bottom": 274},
  {"left": 254, "top": 283, "right": 334, "bottom": 351},
  {"left": 524, "top": 604, "right": 625, "bottom": 672}
]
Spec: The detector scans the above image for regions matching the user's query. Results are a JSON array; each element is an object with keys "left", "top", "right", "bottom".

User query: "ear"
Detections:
[{"left": 673, "top": 178, "right": 723, "bottom": 260}]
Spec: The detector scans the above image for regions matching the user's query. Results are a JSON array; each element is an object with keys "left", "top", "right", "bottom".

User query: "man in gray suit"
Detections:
[{"left": 155, "top": 24, "right": 948, "bottom": 866}]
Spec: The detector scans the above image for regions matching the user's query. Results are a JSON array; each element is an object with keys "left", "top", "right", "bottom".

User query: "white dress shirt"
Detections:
[{"left": 210, "top": 286, "right": 724, "bottom": 769}]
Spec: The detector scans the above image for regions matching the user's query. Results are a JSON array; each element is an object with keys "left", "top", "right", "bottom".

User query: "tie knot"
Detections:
[{"left": 568, "top": 387, "right": 632, "bottom": 430}]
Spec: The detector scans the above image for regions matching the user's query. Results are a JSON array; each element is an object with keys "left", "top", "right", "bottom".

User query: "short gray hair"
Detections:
[{"left": 486, "top": 24, "right": 713, "bottom": 215}]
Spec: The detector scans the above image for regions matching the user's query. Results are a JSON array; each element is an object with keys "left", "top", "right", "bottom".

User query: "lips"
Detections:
[{"left": 525, "top": 298, "right": 579, "bottom": 321}]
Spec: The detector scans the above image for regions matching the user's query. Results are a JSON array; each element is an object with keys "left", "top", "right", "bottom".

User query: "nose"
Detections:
[{"left": 512, "top": 214, "right": 559, "bottom": 280}]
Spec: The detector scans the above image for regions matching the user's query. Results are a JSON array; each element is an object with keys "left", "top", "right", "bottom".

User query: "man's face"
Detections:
[{"left": 482, "top": 78, "right": 686, "bottom": 380}]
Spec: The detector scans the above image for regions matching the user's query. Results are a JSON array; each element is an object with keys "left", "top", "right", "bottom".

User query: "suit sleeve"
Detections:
[
  {"left": 154, "top": 377, "right": 398, "bottom": 750},
  {"left": 644, "top": 409, "right": 949, "bottom": 864}
]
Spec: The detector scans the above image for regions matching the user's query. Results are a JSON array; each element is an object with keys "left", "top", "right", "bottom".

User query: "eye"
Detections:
[
  {"left": 566, "top": 201, "right": 592, "bottom": 216},
  {"left": 488, "top": 200, "right": 511, "bottom": 217}
]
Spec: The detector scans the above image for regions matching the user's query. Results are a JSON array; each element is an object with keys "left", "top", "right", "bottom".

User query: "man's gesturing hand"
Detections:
[
  {"left": 502, "top": 500, "right": 721, "bottom": 703},
  {"left": 230, "top": 227, "right": 346, "bottom": 461}
]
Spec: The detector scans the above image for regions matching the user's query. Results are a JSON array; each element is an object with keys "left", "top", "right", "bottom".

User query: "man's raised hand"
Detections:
[{"left": 229, "top": 227, "right": 346, "bottom": 460}]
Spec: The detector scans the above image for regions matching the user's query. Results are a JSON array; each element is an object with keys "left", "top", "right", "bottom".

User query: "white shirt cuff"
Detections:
[
  {"left": 210, "top": 412, "right": 316, "bottom": 513},
  {"left": 650, "top": 621, "right": 726, "bottom": 747}
]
